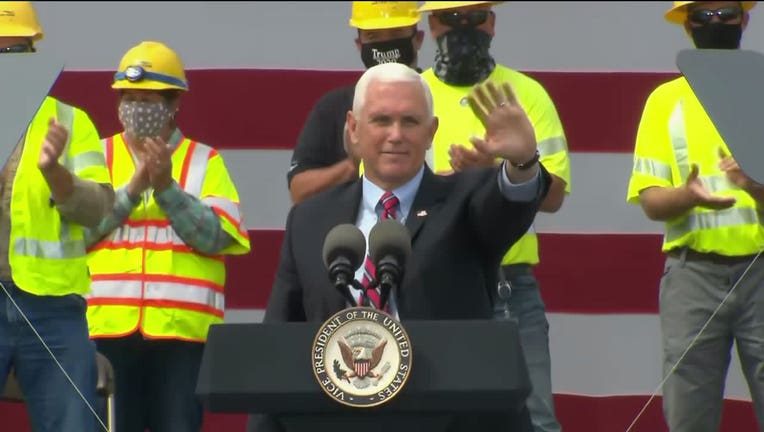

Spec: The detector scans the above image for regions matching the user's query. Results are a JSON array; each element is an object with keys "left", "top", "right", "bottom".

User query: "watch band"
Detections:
[{"left": 510, "top": 149, "right": 540, "bottom": 170}]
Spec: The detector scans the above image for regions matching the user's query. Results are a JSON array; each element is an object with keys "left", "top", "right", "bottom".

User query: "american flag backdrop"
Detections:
[{"left": 1, "top": 2, "right": 762, "bottom": 431}]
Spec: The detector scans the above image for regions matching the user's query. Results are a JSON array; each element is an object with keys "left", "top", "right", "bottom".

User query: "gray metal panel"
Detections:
[
  {"left": 677, "top": 49, "right": 764, "bottom": 183},
  {"left": 0, "top": 52, "right": 64, "bottom": 168}
]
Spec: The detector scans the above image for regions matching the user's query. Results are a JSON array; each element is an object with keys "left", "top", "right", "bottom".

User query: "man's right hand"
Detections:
[
  {"left": 38, "top": 118, "right": 68, "bottom": 174},
  {"left": 684, "top": 163, "right": 736, "bottom": 210}
]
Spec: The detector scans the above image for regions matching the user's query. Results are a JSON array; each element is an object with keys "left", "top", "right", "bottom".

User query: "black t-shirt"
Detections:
[{"left": 286, "top": 85, "right": 355, "bottom": 188}]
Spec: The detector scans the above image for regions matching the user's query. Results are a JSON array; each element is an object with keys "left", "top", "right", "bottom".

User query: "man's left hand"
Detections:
[
  {"left": 718, "top": 147, "right": 758, "bottom": 190},
  {"left": 38, "top": 118, "right": 68, "bottom": 173},
  {"left": 144, "top": 137, "right": 174, "bottom": 192},
  {"left": 466, "top": 81, "right": 537, "bottom": 165},
  {"left": 448, "top": 143, "right": 497, "bottom": 172}
]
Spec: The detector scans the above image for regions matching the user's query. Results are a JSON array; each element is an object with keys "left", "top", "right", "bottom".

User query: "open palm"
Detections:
[
  {"left": 466, "top": 81, "right": 536, "bottom": 163},
  {"left": 686, "top": 163, "right": 736, "bottom": 210}
]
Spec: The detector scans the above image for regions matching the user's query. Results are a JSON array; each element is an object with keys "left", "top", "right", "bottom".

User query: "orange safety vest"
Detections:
[{"left": 86, "top": 131, "right": 250, "bottom": 342}]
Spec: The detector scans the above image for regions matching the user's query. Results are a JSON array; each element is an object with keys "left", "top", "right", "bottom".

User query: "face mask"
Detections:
[
  {"left": 360, "top": 36, "right": 416, "bottom": 68},
  {"left": 434, "top": 27, "right": 495, "bottom": 86},
  {"left": 690, "top": 23, "right": 743, "bottom": 49},
  {"left": 118, "top": 100, "right": 172, "bottom": 139}
]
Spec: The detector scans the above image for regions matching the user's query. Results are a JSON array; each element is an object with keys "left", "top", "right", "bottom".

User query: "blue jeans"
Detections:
[
  {"left": 96, "top": 332, "right": 205, "bottom": 432},
  {"left": 0, "top": 280, "right": 99, "bottom": 432},
  {"left": 495, "top": 265, "right": 561, "bottom": 432}
]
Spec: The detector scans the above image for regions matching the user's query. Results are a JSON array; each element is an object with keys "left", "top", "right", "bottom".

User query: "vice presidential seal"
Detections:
[{"left": 311, "top": 307, "right": 412, "bottom": 408}]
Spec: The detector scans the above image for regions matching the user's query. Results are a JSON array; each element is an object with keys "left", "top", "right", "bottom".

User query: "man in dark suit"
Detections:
[{"left": 250, "top": 62, "right": 549, "bottom": 431}]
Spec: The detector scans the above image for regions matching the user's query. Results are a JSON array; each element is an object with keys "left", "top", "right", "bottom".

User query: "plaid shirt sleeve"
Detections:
[
  {"left": 154, "top": 180, "right": 233, "bottom": 255},
  {"left": 84, "top": 186, "right": 137, "bottom": 248}
]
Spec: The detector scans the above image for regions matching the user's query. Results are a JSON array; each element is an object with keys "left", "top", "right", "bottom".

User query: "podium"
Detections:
[{"left": 197, "top": 319, "right": 533, "bottom": 432}]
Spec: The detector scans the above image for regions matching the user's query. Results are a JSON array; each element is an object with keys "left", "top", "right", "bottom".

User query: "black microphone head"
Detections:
[
  {"left": 322, "top": 224, "right": 367, "bottom": 271},
  {"left": 368, "top": 219, "right": 411, "bottom": 265}
]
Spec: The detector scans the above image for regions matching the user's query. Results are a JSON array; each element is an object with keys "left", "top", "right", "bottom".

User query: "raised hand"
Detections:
[
  {"left": 38, "top": 118, "right": 68, "bottom": 173},
  {"left": 466, "top": 81, "right": 537, "bottom": 165},
  {"left": 143, "top": 137, "right": 174, "bottom": 192},
  {"left": 718, "top": 147, "right": 756, "bottom": 189},
  {"left": 448, "top": 142, "right": 496, "bottom": 172},
  {"left": 126, "top": 155, "right": 151, "bottom": 201}
]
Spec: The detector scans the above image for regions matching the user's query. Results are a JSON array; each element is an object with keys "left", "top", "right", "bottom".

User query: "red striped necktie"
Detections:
[{"left": 359, "top": 191, "right": 399, "bottom": 310}]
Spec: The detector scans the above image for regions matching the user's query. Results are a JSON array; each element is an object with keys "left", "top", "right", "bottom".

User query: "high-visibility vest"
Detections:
[
  {"left": 421, "top": 65, "right": 571, "bottom": 265},
  {"left": 10, "top": 96, "right": 111, "bottom": 296},
  {"left": 627, "top": 77, "right": 764, "bottom": 255},
  {"left": 86, "top": 131, "right": 251, "bottom": 342}
]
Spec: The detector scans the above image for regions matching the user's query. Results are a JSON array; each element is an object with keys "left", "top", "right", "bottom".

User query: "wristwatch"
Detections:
[{"left": 509, "top": 149, "right": 540, "bottom": 170}]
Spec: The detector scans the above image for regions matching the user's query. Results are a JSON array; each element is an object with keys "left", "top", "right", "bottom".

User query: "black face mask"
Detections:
[
  {"left": 434, "top": 27, "right": 495, "bottom": 86},
  {"left": 690, "top": 22, "right": 743, "bottom": 49},
  {"left": 360, "top": 35, "right": 416, "bottom": 69}
]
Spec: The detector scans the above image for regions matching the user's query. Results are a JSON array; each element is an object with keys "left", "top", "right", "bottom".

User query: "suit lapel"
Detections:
[
  {"left": 331, "top": 179, "right": 363, "bottom": 226},
  {"left": 405, "top": 167, "right": 448, "bottom": 242},
  {"left": 324, "top": 179, "right": 363, "bottom": 312}
]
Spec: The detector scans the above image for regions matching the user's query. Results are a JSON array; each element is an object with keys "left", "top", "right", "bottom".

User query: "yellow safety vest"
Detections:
[
  {"left": 422, "top": 65, "right": 571, "bottom": 265},
  {"left": 10, "top": 96, "right": 111, "bottom": 296},
  {"left": 86, "top": 132, "right": 251, "bottom": 342},
  {"left": 627, "top": 77, "right": 764, "bottom": 255}
]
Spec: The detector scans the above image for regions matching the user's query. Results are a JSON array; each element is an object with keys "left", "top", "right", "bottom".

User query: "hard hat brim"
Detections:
[
  {"left": 665, "top": 1, "right": 757, "bottom": 24},
  {"left": 0, "top": 25, "right": 43, "bottom": 41},
  {"left": 417, "top": 1, "right": 504, "bottom": 13},
  {"left": 349, "top": 16, "right": 420, "bottom": 30}
]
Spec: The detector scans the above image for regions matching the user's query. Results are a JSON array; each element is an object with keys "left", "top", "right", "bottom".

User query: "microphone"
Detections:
[
  {"left": 322, "top": 224, "right": 366, "bottom": 307},
  {"left": 368, "top": 220, "right": 411, "bottom": 311}
]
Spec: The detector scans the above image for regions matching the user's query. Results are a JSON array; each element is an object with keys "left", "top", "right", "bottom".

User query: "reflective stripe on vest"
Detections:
[
  {"left": 90, "top": 278, "right": 224, "bottom": 317},
  {"left": 13, "top": 101, "right": 83, "bottom": 260},
  {"left": 14, "top": 237, "right": 85, "bottom": 259},
  {"left": 203, "top": 196, "right": 243, "bottom": 225},
  {"left": 90, "top": 224, "right": 196, "bottom": 250},
  {"left": 181, "top": 141, "right": 211, "bottom": 195},
  {"left": 666, "top": 207, "right": 760, "bottom": 242},
  {"left": 633, "top": 157, "right": 672, "bottom": 180},
  {"left": 666, "top": 99, "right": 756, "bottom": 241},
  {"left": 669, "top": 101, "right": 690, "bottom": 182},
  {"left": 538, "top": 136, "right": 567, "bottom": 157}
]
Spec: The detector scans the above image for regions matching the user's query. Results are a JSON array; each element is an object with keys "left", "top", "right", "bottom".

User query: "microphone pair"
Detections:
[{"left": 322, "top": 220, "right": 411, "bottom": 309}]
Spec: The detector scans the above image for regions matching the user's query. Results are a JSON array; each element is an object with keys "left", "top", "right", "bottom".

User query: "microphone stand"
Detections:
[
  {"left": 377, "top": 277, "right": 395, "bottom": 312},
  {"left": 350, "top": 279, "right": 368, "bottom": 307}
]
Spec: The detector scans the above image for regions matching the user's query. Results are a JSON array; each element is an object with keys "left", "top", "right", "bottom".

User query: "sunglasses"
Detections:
[
  {"left": 688, "top": 6, "right": 743, "bottom": 25},
  {"left": 435, "top": 9, "right": 491, "bottom": 28},
  {"left": 0, "top": 44, "right": 33, "bottom": 54}
]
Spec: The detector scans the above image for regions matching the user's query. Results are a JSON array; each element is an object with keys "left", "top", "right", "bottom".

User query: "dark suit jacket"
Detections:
[
  {"left": 248, "top": 164, "right": 547, "bottom": 432},
  {"left": 266, "top": 163, "right": 550, "bottom": 322}
]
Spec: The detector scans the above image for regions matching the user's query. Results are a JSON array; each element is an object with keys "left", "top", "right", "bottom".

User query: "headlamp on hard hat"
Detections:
[
  {"left": 0, "top": 43, "right": 34, "bottom": 54},
  {"left": 124, "top": 66, "right": 145, "bottom": 82},
  {"left": 113, "top": 65, "right": 188, "bottom": 90}
]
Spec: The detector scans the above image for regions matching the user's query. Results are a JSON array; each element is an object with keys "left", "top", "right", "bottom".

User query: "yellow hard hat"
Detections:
[
  {"left": 112, "top": 41, "right": 188, "bottom": 92},
  {"left": 0, "top": 1, "right": 43, "bottom": 41},
  {"left": 665, "top": 1, "right": 757, "bottom": 24},
  {"left": 349, "top": 2, "right": 421, "bottom": 30},
  {"left": 417, "top": 1, "right": 502, "bottom": 13}
]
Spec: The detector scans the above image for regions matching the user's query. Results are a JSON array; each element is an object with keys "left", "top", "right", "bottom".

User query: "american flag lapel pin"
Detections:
[{"left": 416, "top": 210, "right": 428, "bottom": 217}]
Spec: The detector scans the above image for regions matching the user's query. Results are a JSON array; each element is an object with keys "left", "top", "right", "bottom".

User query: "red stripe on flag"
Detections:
[
  {"left": 0, "top": 395, "right": 755, "bottom": 432},
  {"left": 223, "top": 231, "right": 666, "bottom": 314},
  {"left": 50, "top": 70, "right": 678, "bottom": 154}
]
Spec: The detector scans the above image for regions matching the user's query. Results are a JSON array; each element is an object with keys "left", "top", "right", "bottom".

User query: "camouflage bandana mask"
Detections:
[
  {"left": 434, "top": 27, "right": 495, "bottom": 86},
  {"left": 118, "top": 100, "right": 172, "bottom": 139}
]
